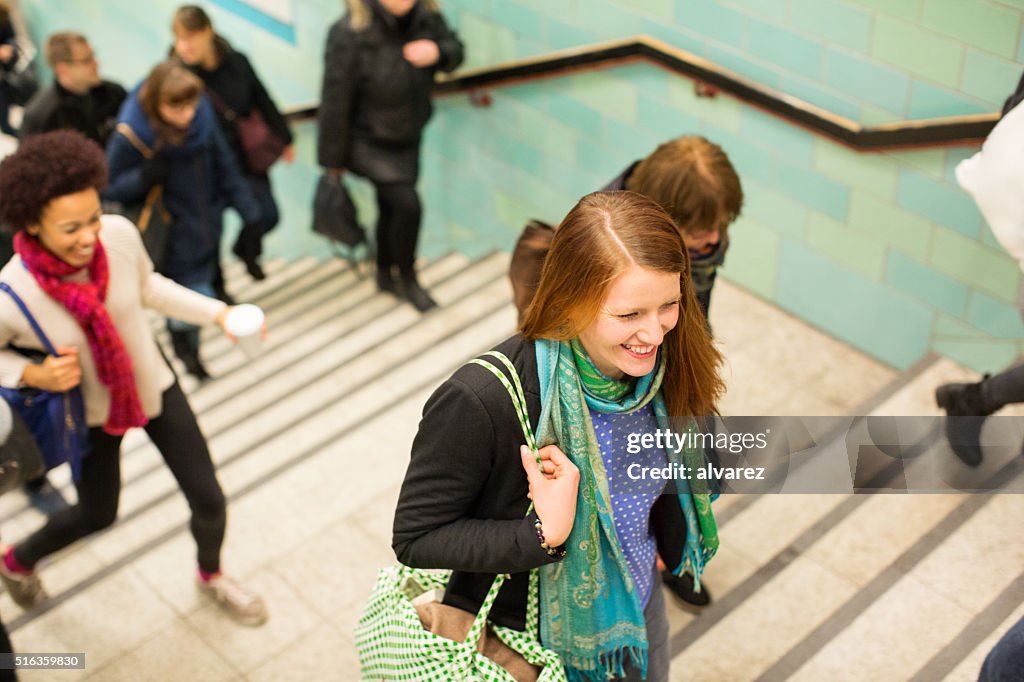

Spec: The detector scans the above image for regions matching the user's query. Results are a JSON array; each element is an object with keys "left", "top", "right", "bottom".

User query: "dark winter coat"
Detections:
[
  {"left": 183, "top": 43, "right": 293, "bottom": 178},
  {"left": 103, "top": 86, "right": 260, "bottom": 286},
  {"left": 392, "top": 335, "right": 690, "bottom": 631},
  {"left": 19, "top": 80, "right": 127, "bottom": 146},
  {"left": 317, "top": 0, "right": 463, "bottom": 183}
]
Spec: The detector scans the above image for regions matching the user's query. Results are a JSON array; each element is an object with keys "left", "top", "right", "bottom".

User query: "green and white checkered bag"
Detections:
[{"left": 356, "top": 352, "right": 568, "bottom": 681}]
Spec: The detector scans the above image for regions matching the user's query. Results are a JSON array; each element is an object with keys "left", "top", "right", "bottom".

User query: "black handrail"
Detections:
[
  {"left": 431, "top": 36, "right": 997, "bottom": 151},
  {"left": 286, "top": 35, "right": 997, "bottom": 150}
]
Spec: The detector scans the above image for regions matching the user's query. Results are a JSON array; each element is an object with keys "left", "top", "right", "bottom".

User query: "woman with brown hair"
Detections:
[
  {"left": 393, "top": 191, "right": 724, "bottom": 680},
  {"left": 318, "top": 0, "right": 463, "bottom": 312},
  {"left": 171, "top": 4, "right": 294, "bottom": 283},
  {"left": 104, "top": 60, "right": 261, "bottom": 380}
]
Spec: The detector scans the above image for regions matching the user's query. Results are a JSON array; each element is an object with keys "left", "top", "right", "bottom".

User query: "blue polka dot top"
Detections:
[{"left": 591, "top": 404, "right": 667, "bottom": 608}]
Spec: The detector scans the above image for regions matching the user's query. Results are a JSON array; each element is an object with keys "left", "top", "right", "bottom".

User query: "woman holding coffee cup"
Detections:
[{"left": 0, "top": 130, "right": 267, "bottom": 627}]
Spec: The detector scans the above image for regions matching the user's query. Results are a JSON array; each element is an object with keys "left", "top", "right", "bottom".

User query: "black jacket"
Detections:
[
  {"left": 393, "top": 335, "right": 690, "bottom": 631},
  {"left": 184, "top": 45, "right": 293, "bottom": 177},
  {"left": 19, "top": 80, "right": 126, "bottom": 146},
  {"left": 317, "top": 0, "right": 463, "bottom": 182}
]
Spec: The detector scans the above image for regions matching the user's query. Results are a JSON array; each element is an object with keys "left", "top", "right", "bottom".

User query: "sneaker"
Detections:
[
  {"left": 0, "top": 549, "right": 48, "bottom": 609},
  {"left": 197, "top": 573, "right": 268, "bottom": 626}
]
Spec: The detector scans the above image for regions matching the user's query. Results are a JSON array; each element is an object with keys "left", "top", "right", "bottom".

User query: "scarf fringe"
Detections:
[{"left": 565, "top": 645, "right": 648, "bottom": 682}]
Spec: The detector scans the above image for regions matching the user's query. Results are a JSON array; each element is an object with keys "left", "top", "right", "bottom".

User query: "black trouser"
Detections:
[
  {"left": 14, "top": 383, "right": 226, "bottom": 573},
  {"left": 0, "top": 615, "right": 14, "bottom": 682},
  {"left": 373, "top": 181, "right": 422, "bottom": 277},
  {"left": 233, "top": 176, "right": 280, "bottom": 261},
  {"left": 982, "top": 363, "right": 1024, "bottom": 408}
]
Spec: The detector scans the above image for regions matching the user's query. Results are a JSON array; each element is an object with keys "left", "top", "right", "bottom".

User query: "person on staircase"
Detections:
[
  {"left": 935, "top": 70, "right": 1024, "bottom": 467},
  {"left": 0, "top": 130, "right": 267, "bottom": 626},
  {"left": 318, "top": 0, "right": 463, "bottom": 312},
  {"left": 394, "top": 191, "right": 724, "bottom": 681},
  {"left": 170, "top": 5, "right": 294, "bottom": 287},
  {"left": 104, "top": 60, "right": 262, "bottom": 381},
  {"left": 510, "top": 136, "right": 743, "bottom": 608}
]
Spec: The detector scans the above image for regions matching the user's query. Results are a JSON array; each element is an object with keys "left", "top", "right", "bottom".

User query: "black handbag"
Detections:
[
  {"left": 113, "top": 123, "right": 173, "bottom": 271},
  {"left": 0, "top": 403, "right": 45, "bottom": 495},
  {"left": 2, "top": 50, "right": 38, "bottom": 107},
  {"left": 0, "top": 283, "right": 90, "bottom": 480},
  {"left": 312, "top": 173, "right": 366, "bottom": 248}
]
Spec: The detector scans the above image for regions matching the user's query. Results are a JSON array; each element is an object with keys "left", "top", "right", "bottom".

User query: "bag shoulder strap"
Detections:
[
  {"left": 468, "top": 350, "right": 537, "bottom": 454},
  {"left": 0, "top": 282, "right": 59, "bottom": 356},
  {"left": 115, "top": 122, "right": 153, "bottom": 159},
  {"left": 466, "top": 350, "right": 544, "bottom": 642},
  {"left": 204, "top": 89, "right": 238, "bottom": 122}
]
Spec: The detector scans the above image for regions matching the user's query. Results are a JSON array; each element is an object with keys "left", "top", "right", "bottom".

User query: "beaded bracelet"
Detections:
[{"left": 533, "top": 514, "right": 567, "bottom": 559}]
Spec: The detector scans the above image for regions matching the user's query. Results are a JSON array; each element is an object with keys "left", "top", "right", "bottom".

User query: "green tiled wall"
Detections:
[
  {"left": 444, "top": 0, "right": 1024, "bottom": 123},
  {"left": 21, "top": 0, "right": 1024, "bottom": 374},
  {"left": 414, "top": 57, "right": 1021, "bottom": 372}
]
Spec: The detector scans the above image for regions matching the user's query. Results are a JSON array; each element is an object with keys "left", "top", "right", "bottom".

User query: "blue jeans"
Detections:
[
  {"left": 166, "top": 281, "right": 215, "bottom": 333},
  {"left": 980, "top": 615, "right": 1024, "bottom": 681}
]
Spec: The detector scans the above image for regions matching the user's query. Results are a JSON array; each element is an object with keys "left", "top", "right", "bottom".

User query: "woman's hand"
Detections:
[
  {"left": 520, "top": 444, "right": 580, "bottom": 547},
  {"left": 215, "top": 306, "right": 268, "bottom": 343},
  {"left": 402, "top": 40, "right": 440, "bottom": 68},
  {"left": 282, "top": 145, "right": 296, "bottom": 164},
  {"left": 22, "top": 346, "right": 82, "bottom": 392}
]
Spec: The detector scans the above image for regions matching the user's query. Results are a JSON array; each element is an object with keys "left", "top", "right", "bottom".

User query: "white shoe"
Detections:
[{"left": 197, "top": 573, "right": 268, "bottom": 626}]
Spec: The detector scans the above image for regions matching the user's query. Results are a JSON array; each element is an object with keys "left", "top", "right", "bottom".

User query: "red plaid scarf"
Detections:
[{"left": 14, "top": 231, "right": 148, "bottom": 435}]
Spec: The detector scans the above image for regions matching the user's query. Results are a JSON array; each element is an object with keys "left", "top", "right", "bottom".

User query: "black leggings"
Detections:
[
  {"left": 373, "top": 181, "right": 422, "bottom": 277},
  {"left": 14, "top": 383, "right": 226, "bottom": 573}
]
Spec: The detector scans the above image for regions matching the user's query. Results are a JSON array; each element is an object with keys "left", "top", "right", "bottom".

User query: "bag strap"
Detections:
[
  {"left": 115, "top": 122, "right": 153, "bottom": 159},
  {"left": 204, "top": 89, "right": 239, "bottom": 122},
  {"left": 0, "top": 282, "right": 59, "bottom": 356},
  {"left": 464, "top": 350, "right": 543, "bottom": 643}
]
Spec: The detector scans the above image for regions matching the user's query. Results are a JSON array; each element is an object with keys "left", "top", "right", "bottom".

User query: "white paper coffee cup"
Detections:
[{"left": 224, "top": 304, "right": 265, "bottom": 359}]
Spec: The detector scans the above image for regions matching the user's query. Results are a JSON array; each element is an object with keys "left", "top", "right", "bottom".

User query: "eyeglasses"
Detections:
[{"left": 62, "top": 53, "right": 96, "bottom": 65}]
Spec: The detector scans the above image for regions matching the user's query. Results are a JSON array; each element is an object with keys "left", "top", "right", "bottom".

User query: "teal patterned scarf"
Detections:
[{"left": 535, "top": 338, "right": 718, "bottom": 681}]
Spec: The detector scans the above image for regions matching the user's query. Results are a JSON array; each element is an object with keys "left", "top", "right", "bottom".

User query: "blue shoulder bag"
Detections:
[{"left": 0, "top": 283, "right": 90, "bottom": 480}]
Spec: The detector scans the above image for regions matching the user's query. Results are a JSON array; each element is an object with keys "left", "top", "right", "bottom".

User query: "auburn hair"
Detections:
[
  {"left": 626, "top": 136, "right": 743, "bottom": 237},
  {"left": 520, "top": 191, "right": 724, "bottom": 417},
  {"left": 139, "top": 60, "right": 204, "bottom": 146}
]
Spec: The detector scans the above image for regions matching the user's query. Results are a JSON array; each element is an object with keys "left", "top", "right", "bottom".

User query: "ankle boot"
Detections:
[
  {"left": 212, "top": 267, "right": 236, "bottom": 306},
  {"left": 375, "top": 266, "right": 398, "bottom": 295},
  {"left": 170, "top": 330, "right": 211, "bottom": 381},
  {"left": 936, "top": 374, "right": 996, "bottom": 467},
  {"left": 400, "top": 273, "right": 437, "bottom": 312},
  {"left": 233, "top": 227, "right": 266, "bottom": 281}
]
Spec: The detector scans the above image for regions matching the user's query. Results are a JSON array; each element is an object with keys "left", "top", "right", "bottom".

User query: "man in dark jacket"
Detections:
[{"left": 19, "top": 32, "right": 125, "bottom": 146}]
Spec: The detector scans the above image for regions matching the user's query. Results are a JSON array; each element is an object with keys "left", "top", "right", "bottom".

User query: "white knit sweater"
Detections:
[{"left": 0, "top": 214, "right": 226, "bottom": 427}]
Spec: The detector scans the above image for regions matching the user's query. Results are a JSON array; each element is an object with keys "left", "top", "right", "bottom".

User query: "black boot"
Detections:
[
  {"left": 376, "top": 266, "right": 398, "bottom": 295},
  {"left": 400, "top": 273, "right": 437, "bottom": 312},
  {"left": 170, "top": 330, "right": 211, "bottom": 381},
  {"left": 233, "top": 225, "right": 266, "bottom": 281},
  {"left": 936, "top": 375, "right": 997, "bottom": 467},
  {"left": 212, "top": 265, "right": 236, "bottom": 306}
]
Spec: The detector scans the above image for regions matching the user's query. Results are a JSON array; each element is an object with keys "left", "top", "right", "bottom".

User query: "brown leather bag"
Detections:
[
  {"left": 413, "top": 593, "right": 540, "bottom": 682},
  {"left": 509, "top": 219, "right": 555, "bottom": 326}
]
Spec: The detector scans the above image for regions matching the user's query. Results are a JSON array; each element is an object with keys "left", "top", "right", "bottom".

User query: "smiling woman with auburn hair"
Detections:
[{"left": 394, "top": 191, "right": 724, "bottom": 681}]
